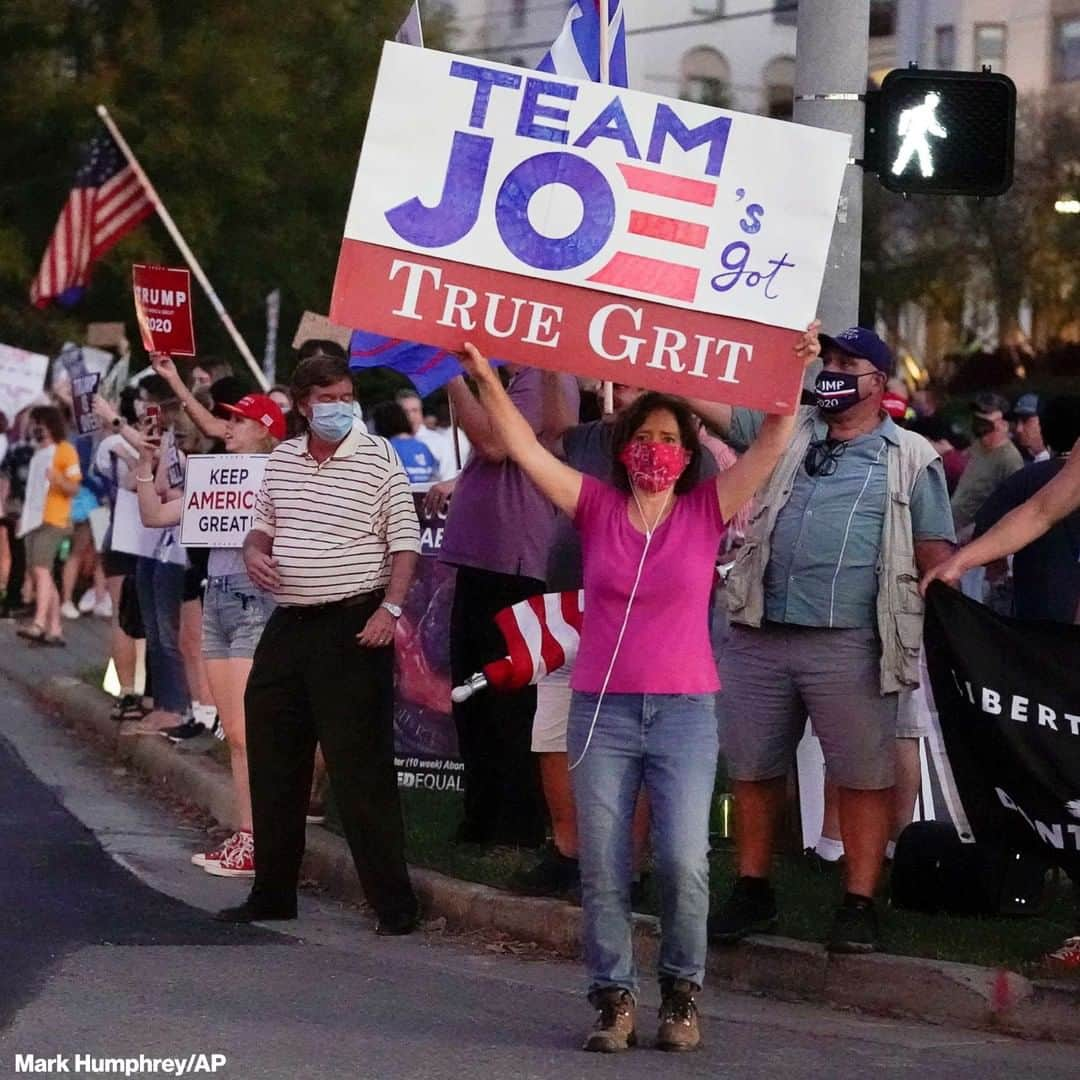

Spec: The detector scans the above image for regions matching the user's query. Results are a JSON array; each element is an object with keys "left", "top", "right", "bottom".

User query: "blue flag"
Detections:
[{"left": 349, "top": 332, "right": 465, "bottom": 397}]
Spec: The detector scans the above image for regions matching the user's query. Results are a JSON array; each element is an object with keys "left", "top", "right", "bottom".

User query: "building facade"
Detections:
[{"left": 895, "top": 0, "right": 1080, "bottom": 95}]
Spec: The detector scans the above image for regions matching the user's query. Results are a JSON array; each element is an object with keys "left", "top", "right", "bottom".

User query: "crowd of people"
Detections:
[{"left": 3, "top": 324, "right": 1078, "bottom": 1053}]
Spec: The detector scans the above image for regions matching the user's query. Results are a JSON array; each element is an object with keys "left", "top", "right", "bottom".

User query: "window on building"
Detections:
[
  {"left": 773, "top": 1, "right": 797, "bottom": 27},
  {"left": 692, "top": 1, "right": 725, "bottom": 14},
  {"left": 511, "top": 0, "right": 526, "bottom": 31},
  {"left": 1055, "top": 17, "right": 1080, "bottom": 82},
  {"left": 934, "top": 25, "right": 955, "bottom": 68},
  {"left": 680, "top": 47, "right": 731, "bottom": 109},
  {"left": 763, "top": 55, "right": 796, "bottom": 120},
  {"left": 973, "top": 23, "right": 1006, "bottom": 71},
  {"left": 869, "top": 1, "right": 895, "bottom": 38}
]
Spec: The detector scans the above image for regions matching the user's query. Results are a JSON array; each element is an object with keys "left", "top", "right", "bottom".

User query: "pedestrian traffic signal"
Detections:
[{"left": 866, "top": 67, "right": 1016, "bottom": 197}]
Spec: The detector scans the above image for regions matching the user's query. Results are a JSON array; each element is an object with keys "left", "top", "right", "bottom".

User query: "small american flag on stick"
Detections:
[
  {"left": 452, "top": 591, "right": 585, "bottom": 703},
  {"left": 30, "top": 127, "right": 153, "bottom": 308}
]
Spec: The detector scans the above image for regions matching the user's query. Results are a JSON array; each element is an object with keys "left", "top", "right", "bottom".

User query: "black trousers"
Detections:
[
  {"left": 2, "top": 517, "right": 25, "bottom": 613},
  {"left": 245, "top": 596, "right": 417, "bottom": 921},
  {"left": 450, "top": 566, "right": 547, "bottom": 848}
]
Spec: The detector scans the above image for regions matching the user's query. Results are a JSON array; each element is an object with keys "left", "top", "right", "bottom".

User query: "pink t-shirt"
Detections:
[{"left": 571, "top": 475, "right": 727, "bottom": 695}]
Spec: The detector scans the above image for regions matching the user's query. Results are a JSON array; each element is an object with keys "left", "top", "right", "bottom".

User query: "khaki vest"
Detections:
[{"left": 726, "top": 409, "right": 941, "bottom": 694}]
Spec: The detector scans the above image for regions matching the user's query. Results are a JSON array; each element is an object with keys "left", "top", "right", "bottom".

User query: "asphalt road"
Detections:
[{"left": 0, "top": 674, "right": 1077, "bottom": 1080}]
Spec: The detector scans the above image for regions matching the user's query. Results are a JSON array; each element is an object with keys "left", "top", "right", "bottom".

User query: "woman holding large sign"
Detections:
[
  {"left": 458, "top": 328, "right": 819, "bottom": 1054},
  {"left": 134, "top": 392, "right": 285, "bottom": 879}
]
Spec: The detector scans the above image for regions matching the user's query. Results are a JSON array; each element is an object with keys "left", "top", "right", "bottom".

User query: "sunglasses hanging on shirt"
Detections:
[{"left": 804, "top": 438, "right": 848, "bottom": 478}]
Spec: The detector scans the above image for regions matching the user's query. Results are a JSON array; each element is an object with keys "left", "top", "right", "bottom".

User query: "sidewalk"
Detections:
[{"left": 4, "top": 616, "right": 1079, "bottom": 1042}]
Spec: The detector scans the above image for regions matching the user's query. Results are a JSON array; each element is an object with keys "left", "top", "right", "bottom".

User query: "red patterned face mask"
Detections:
[{"left": 618, "top": 440, "right": 691, "bottom": 494}]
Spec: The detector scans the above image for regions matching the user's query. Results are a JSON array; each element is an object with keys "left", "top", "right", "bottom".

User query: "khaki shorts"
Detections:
[
  {"left": 720, "top": 623, "right": 899, "bottom": 791},
  {"left": 532, "top": 664, "right": 574, "bottom": 754},
  {"left": 25, "top": 524, "right": 68, "bottom": 570}
]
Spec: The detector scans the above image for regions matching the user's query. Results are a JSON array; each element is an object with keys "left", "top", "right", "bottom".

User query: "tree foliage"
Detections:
[{"left": 0, "top": 0, "right": 455, "bottom": 383}]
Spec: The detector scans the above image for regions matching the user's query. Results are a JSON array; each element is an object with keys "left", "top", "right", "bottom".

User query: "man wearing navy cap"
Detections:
[
  {"left": 694, "top": 328, "right": 956, "bottom": 954},
  {"left": 1011, "top": 393, "right": 1050, "bottom": 464}
]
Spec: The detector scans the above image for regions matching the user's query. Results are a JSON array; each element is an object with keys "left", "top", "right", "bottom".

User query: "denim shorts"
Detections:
[{"left": 201, "top": 574, "right": 275, "bottom": 661}]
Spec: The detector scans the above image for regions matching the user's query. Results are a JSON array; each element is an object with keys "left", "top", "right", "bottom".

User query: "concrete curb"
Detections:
[{"left": 31, "top": 674, "right": 1080, "bottom": 1042}]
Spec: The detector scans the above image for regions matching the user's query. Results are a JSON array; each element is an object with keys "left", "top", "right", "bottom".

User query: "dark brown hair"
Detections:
[
  {"left": 610, "top": 392, "right": 702, "bottom": 495},
  {"left": 29, "top": 405, "right": 67, "bottom": 443},
  {"left": 291, "top": 340, "right": 351, "bottom": 407}
]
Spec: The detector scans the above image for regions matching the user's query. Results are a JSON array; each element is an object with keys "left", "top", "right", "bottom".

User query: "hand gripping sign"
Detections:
[
  {"left": 133, "top": 264, "right": 196, "bottom": 357},
  {"left": 331, "top": 44, "right": 850, "bottom": 413}
]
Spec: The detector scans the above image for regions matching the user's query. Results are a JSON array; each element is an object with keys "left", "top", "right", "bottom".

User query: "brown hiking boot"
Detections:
[
  {"left": 656, "top": 978, "right": 702, "bottom": 1052},
  {"left": 583, "top": 988, "right": 637, "bottom": 1053}
]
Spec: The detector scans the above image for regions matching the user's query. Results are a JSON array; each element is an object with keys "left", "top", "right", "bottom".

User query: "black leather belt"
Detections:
[{"left": 281, "top": 590, "right": 383, "bottom": 615}]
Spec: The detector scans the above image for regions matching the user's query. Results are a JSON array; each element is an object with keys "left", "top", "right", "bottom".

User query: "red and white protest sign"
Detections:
[
  {"left": 180, "top": 454, "right": 268, "bottom": 548},
  {"left": 330, "top": 44, "right": 850, "bottom": 412},
  {"left": 133, "top": 265, "right": 196, "bottom": 356}
]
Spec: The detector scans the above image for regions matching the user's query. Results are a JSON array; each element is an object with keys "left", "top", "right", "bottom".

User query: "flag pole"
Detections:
[
  {"left": 599, "top": 0, "right": 614, "bottom": 414},
  {"left": 96, "top": 105, "right": 269, "bottom": 391}
]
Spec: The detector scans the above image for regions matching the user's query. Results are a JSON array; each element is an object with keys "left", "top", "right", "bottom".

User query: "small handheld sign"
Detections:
[
  {"left": 180, "top": 454, "right": 268, "bottom": 548},
  {"left": 71, "top": 371, "right": 101, "bottom": 435},
  {"left": 133, "top": 264, "right": 196, "bottom": 356}
]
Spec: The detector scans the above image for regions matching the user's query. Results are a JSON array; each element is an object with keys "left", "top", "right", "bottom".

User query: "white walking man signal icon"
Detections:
[{"left": 891, "top": 92, "right": 948, "bottom": 179}]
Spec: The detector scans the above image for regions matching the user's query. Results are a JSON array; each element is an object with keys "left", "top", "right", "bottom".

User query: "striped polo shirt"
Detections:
[{"left": 252, "top": 423, "right": 421, "bottom": 606}]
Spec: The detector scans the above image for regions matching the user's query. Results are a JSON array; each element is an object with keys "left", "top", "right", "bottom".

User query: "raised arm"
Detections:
[
  {"left": 133, "top": 442, "right": 182, "bottom": 528},
  {"left": 150, "top": 352, "right": 228, "bottom": 441},
  {"left": 685, "top": 398, "right": 733, "bottom": 440},
  {"left": 922, "top": 444, "right": 1080, "bottom": 592},
  {"left": 712, "top": 322, "right": 820, "bottom": 523},
  {"left": 458, "top": 344, "right": 582, "bottom": 517},
  {"left": 446, "top": 375, "right": 508, "bottom": 462}
]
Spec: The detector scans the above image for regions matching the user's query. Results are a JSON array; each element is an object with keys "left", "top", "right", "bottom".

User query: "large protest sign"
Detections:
[
  {"left": 331, "top": 43, "right": 850, "bottom": 412},
  {"left": 179, "top": 454, "right": 267, "bottom": 548},
  {"left": 133, "top": 265, "right": 196, "bottom": 356},
  {"left": 924, "top": 584, "right": 1080, "bottom": 878},
  {"left": 0, "top": 345, "right": 48, "bottom": 423},
  {"left": 394, "top": 492, "right": 460, "bottom": 792}
]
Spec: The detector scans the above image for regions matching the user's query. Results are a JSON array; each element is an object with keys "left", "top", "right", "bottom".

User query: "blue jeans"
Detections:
[
  {"left": 135, "top": 557, "right": 190, "bottom": 714},
  {"left": 568, "top": 691, "right": 719, "bottom": 1001}
]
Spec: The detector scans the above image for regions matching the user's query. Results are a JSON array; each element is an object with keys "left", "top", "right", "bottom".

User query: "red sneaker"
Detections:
[
  {"left": 204, "top": 830, "right": 255, "bottom": 878},
  {"left": 1043, "top": 936, "right": 1080, "bottom": 974},
  {"left": 191, "top": 836, "right": 232, "bottom": 868}
]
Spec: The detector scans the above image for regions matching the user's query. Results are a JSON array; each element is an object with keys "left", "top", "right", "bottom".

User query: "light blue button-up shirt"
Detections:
[{"left": 731, "top": 410, "right": 955, "bottom": 629}]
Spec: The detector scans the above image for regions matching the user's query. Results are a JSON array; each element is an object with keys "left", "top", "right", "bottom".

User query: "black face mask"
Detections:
[
  {"left": 815, "top": 371, "right": 876, "bottom": 414},
  {"left": 971, "top": 417, "right": 996, "bottom": 438}
]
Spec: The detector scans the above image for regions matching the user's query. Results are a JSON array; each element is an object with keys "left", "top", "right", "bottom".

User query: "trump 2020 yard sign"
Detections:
[{"left": 331, "top": 44, "right": 850, "bottom": 412}]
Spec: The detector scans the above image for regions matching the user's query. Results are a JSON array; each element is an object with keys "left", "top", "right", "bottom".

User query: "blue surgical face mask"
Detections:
[{"left": 309, "top": 401, "right": 354, "bottom": 442}]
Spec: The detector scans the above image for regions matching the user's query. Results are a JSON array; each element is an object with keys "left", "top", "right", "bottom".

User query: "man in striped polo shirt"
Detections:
[{"left": 216, "top": 342, "right": 422, "bottom": 934}]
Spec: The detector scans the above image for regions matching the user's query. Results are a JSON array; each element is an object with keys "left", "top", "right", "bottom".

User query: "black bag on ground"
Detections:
[
  {"left": 891, "top": 821, "right": 1049, "bottom": 917},
  {"left": 117, "top": 573, "right": 144, "bottom": 641}
]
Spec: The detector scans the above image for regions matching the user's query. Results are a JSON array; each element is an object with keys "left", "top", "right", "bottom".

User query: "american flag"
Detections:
[
  {"left": 30, "top": 128, "right": 154, "bottom": 308},
  {"left": 537, "top": 0, "right": 628, "bottom": 87},
  {"left": 452, "top": 591, "right": 585, "bottom": 702}
]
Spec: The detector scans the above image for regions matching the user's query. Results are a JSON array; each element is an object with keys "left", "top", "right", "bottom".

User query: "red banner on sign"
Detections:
[
  {"left": 133, "top": 265, "right": 196, "bottom": 357},
  {"left": 330, "top": 240, "right": 803, "bottom": 414}
]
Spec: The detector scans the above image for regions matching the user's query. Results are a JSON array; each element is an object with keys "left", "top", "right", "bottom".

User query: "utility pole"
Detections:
[{"left": 793, "top": 0, "right": 870, "bottom": 336}]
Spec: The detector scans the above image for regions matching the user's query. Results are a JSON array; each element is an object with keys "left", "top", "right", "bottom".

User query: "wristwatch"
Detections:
[
  {"left": 380, "top": 601, "right": 403, "bottom": 619},
  {"left": 111, "top": 417, "right": 123, "bottom": 431}
]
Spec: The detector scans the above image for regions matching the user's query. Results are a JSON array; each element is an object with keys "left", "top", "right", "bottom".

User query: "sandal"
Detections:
[
  {"left": 43, "top": 635, "right": 66, "bottom": 648},
  {"left": 16, "top": 623, "right": 46, "bottom": 642}
]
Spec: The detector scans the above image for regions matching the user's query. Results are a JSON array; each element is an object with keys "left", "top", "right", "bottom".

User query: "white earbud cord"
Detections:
[{"left": 568, "top": 484, "right": 673, "bottom": 772}]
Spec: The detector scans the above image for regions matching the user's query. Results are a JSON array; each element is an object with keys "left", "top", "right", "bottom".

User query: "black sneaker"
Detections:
[
  {"left": 708, "top": 876, "right": 778, "bottom": 943},
  {"left": 803, "top": 847, "right": 844, "bottom": 874},
  {"left": 508, "top": 845, "right": 580, "bottom": 897},
  {"left": 827, "top": 894, "right": 879, "bottom": 954},
  {"left": 162, "top": 718, "right": 206, "bottom": 742}
]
